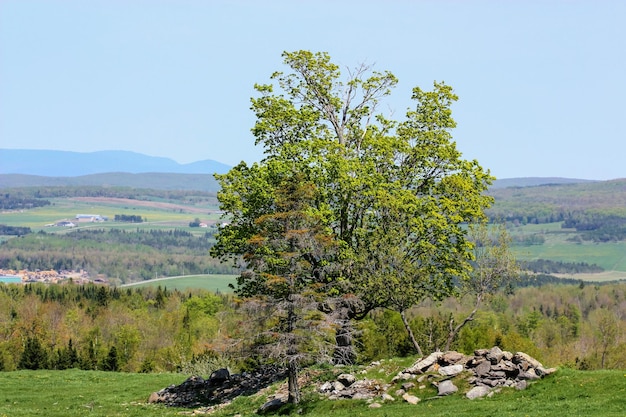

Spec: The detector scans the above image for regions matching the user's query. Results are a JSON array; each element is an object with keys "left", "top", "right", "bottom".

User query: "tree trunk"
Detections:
[
  {"left": 287, "top": 360, "right": 300, "bottom": 404},
  {"left": 400, "top": 310, "right": 423, "bottom": 356},
  {"left": 286, "top": 300, "right": 300, "bottom": 404}
]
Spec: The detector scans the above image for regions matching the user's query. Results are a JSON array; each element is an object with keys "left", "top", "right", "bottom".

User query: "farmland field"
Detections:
[
  {"left": 508, "top": 221, "right": 626, "bottom": 280},
  {"left": 121, "top": 274, "right": 237, "bottom": 292},
  {"left": 0, "top": 196, "right": 222, "bottom": 231}
]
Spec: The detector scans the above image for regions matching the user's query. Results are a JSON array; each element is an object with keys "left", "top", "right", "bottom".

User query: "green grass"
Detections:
[
  {"left": 1, "top": 368, "right": 625, "bottom": 417},
  {"left": 120, "top": 274, "right": 237, "bottom": 293},
  {"left": 0, "top": 369, "right": 187, "bottom": 417}
]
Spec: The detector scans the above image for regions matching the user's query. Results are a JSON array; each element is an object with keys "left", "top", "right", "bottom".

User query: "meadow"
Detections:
[
  {"left": 120, "top": 274, "right": 237, "bottom": 293},
  {"left": 1, "top": 367, "right": 625, "bottom": 417},
  {"left": 508, "top": 222, "right": 626, "bottom": 281},
  {"left": 0, "top": 196, "right": 221, "bottom": 231}
]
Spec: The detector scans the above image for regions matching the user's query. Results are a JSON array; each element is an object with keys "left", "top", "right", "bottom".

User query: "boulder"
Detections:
[
  {"left": 337, "top": 373, "right": 356, "bottom": 387},
  {"left": 257, "top": 398, "right": 285, "bottom": 414},
  {"left": 402, "top": 393, "right": 421, "bottom": 404},
  {"left": 437, "top": 380, "right": 458, "bottom": 396},
  {"left": 439, "top": 364, "right": 464, "bottom": 377},
  {"left": 404, "top": 351, "right": 442, "bottom": 374},
  {"left": 466, "top": 385, "right": 490, "bottom": 399}
]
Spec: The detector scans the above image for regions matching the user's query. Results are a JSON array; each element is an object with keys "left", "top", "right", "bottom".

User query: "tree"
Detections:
[
  {"left": 212, "top": 50, "right": 493, "bottom": 363},
  {"left": 444, "top": 222, "right": 519, "bottom": 351},
  {"left": 236, "top": 174, "right": 337, "bottom": 404},
  {"left": 18, "top": 336, "right": 48, "bottom": 370}
]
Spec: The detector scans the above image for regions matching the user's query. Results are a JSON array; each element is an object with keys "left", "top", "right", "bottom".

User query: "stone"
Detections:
[
  {"left": 401, "top": 382, "right": 415, "bottom": 391},
  {"left": 519, "top": 369, "right": 540, "bottom": 380},
  {"left": 368, "top": 402, "right": 382, "bottom": 409},
  {"left": 404, "top": 351, "right": 442, "bottom": 374},
  {"left": 209, "top": 368, "right": 230, "bottom": 383},
  {"left": 337, "top": 373, "right": 356, "bottom": 387},
  {"left": 319, "top": 382, "right": 333, "bottom": 393},
  {"left": 258, "top": 398, "right": 285, "bottom": 414},
  {"left": 442, "top": 351, "right": 467, "bottom": 365},
  {"left": 486, "top": 346, "right": 504, "bottom": 364},
  {"left": 147, "top": 392, "right": 160, "bottom": 403},
  {"left": 437, "top": 380, "right": 458, "bottom": 396},
  {"left": 516, "top": 380, "right": 528, "bottom": 390},
  {"left": 381, "top": 393, "right": 395, "bottom": 402},
  {"left": 332, "top": 381, "right": 345, "bottom": 392},
  {"left": 439, "top": 364, "right": 464, "bottom": 377},
  {"left": 474, "top": 360, "right": 492, "bottom": 376},
  {"left": 466, "top": 386, "right": 490, "bottom": 399},
  {"left": 513, "top": 352, "right": 543, "bottom": 369},
  {"left": 402, "top": 393, "right": 421, "bottom": 404}
]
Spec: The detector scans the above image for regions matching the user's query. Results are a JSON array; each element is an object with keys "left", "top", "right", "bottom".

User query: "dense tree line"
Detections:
[
  {"left": 521, "top": 260, "right": 604, "bottom": 275},
  {"left": 0, "top": 283, "right": 233, "bottom": 372},
  {"left": 0, "top": 194, "right": 51, "bottom": 210},
  {"left": 0, "top": 225, "right": 32, "bottom": 237},
  {"left": 0, "top": 186, "right": 217, "bottom": 204},
  {"left": 1, "top": 280, "right": 624, "bottom": 373},
  {"left": 562, "top": 213, "right": 626, "bottom": 242},
  {"left": 0, "top": 229, "right": 236, "bottom": 283},
  {"left": 113, "top": 214, "right": 145, "bottom": 223}
]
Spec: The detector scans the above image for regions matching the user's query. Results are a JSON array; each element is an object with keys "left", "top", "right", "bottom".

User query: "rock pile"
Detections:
[
  {"left": 147, "top": 365, "right": 287, "bottom": 408},
  {"left": 148, "top": 347, "right": 555, "bottom": 411},
  {"left": 395, "top": 346, "right": 557, "bottom": 399}
]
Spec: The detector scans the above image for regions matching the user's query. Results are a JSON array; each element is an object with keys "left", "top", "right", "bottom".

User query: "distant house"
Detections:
[
  {"left": 56, "top": 221, "right": 75, "bottom": 227},
  {"left": 76, "top": 214, "right": 105, "bottom": 222},
  {"left": 199, "top": 223, "right": 208, "bottom": 228}
]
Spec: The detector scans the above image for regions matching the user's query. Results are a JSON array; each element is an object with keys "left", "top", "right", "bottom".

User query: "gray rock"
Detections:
[
  {"left": 439, "top": 364, "right": 464, "bottom": 376},
  {"left": 404, "top": 351, "right": 442, "bottom": 374},
  {"left": 258, "top": 398, "right": 285, "bottom": 414},
  {"left": 337, "top": 373, "right": 356, "bottom": 386},
  {"left": 402, "top": 393, "right": 421, "bottom": 404},
  {"left": 513, "top": 352, "right": 543, "bottom": 369},
  {"left": 486, "top": 346, "right": 504, "bottom": 364},
  {"left": 516, "top": 380, "right": 528, "bottom": 390},
  {"left": 319, "top": 381, "right": 333, "bottom": 393},
  {"left": 475, "top": 360, "right": 492, "bottom": 376},
  {"left": 437, "top": 380, "right": 458, "bottom": 396},
  {"left": 369, "top": 402, "right": 382, "bottom": 408},
  {"left": 209, "top": 368, "right": 230, "bottom": 383},
  {"left": 466, "top": 386, "right": 490, "bottom": 399},
  {"left": 381, "top": 393, "right": 395, "bottom": 402},
  {"left": 442, "top": 351, "right": 467, "bottom": 365},
  {"left": 401, "top": 382, "right": 415, "bottom": 391}
]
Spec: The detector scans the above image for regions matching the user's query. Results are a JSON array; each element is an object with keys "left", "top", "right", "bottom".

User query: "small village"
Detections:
[{"left": 0, "top": 268, "right": 106, "bottom": 285}]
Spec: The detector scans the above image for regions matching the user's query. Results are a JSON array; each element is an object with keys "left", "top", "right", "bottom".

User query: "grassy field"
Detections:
[
  {"left": 120, "top": 274, "right": 237, "bottom": 293},
  {"left": 0, "top": 368, "right": 625, "bottom": 417},
  {"left": 509, "top": 222, "right": 626, "bottom": 280},
  {"left": 1, "top": 197, "right": 222, "bottom": 231}
]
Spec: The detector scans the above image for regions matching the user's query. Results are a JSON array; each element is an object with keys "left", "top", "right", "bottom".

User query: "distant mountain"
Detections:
[
  {"left": 490, "top": 177, "right": 596, "bottom": 189},
  {"left": 0, "top": 149, "right": 232, "bottom": 176}
]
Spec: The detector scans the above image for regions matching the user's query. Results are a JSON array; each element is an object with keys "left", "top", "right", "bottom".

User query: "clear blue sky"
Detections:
[{"left": 1, "top": 1, "right": 625, "bottom": 180}]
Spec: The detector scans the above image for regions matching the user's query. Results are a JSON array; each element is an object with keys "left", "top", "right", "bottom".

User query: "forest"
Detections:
[{"left": 1, "top": 280, "right": 624, "bottom": 374}]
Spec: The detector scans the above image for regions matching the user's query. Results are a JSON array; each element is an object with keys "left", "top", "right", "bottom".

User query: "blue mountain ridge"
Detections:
[{"left": 0, "top": 149, "right": 232, "bottom": 176}]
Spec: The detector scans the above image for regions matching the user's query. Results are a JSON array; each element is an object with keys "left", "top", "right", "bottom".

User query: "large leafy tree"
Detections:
[{"left": 212, "top": 50, "right": 493, "bottom": 362}]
